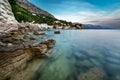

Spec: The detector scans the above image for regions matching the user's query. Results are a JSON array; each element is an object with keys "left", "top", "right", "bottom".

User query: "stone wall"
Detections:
[{"left": 0, "top": 0, "right": 18, "bottom": 32}]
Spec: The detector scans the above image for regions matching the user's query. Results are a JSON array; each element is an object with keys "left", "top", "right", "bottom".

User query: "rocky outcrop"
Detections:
[
  {"left": 16, "top": 0, "right": 54, "bottom": 18},
  {"left": 0, "top": 39, "right": 55, "bottom": 80},
  {"left": 0, "top": 0, "right": 18, "bottom": 32}
]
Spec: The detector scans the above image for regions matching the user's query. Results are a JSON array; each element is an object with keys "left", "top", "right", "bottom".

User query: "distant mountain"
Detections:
[
  {"left": 16, "top": 0, "right": 54, "bottom": 18},
  {"left": 83, "top": 24, "right": 113, "bottom": 29}
]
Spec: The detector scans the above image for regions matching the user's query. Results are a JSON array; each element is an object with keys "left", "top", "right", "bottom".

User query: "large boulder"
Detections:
[
  {"left": 31, "top": 44, "right": 48, "bottom": 55},
  {"left": 30, "top": 39, "right": 56, "bottom": 57}
]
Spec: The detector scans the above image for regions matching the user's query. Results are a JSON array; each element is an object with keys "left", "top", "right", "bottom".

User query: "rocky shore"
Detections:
[
  {"left": 0, "top": 38, "right": 55, "bottom": 80},
  {"left": 0, "top": 20, "right": 57, "bottom": 79}
]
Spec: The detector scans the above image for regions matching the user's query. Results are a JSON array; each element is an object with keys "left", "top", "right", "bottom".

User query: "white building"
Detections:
[{"left": 38, "top": 24, "right": 53, "bottom": 30}]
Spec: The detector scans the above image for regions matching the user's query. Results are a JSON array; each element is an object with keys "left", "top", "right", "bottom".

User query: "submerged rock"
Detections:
[{"left": 77, "top": 67, "right": 106, "bottom": 80}]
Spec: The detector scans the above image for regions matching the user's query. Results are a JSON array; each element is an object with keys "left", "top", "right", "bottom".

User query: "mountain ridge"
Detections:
[{"left": 16, "top": 0, "right": 55, "bottom": 18}]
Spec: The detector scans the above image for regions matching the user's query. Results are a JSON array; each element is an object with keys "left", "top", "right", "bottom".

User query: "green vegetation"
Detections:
[
  {"left": 8, "top": 0, "right": 57, "bottom": 25},
  {"left": 8, "top": 0, "right": 81, "bottom": 27}
]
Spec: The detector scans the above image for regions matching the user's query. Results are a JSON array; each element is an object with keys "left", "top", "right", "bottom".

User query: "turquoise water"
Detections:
[{"left": 32, "top": 30, "right": 120, "bottom": 80}]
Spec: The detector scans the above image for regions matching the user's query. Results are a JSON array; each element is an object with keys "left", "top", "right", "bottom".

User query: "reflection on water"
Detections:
[{"left": 31, "top": 30, "right": 120, "bottom": 80}]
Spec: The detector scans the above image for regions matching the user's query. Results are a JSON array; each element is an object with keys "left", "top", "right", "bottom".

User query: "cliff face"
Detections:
[
  {"left": 17, "top": 0, "right": 54, "bottom": 18},
  {"left": 0, "top": 0, "right": 18, "bottom": 32}
]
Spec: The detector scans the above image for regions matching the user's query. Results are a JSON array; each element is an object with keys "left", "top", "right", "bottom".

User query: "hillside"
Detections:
[
  {"left": 8, "top": 0, "right": 77, "bottom": 27},
  {"left": 17, "top": 0, "right": 54, "bottom": 18},
  {"left": 8, "top": 0, "right": 57, "bottom": 25}
]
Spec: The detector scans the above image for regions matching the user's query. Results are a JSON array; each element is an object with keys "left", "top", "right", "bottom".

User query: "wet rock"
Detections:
[
  {"left": 32, "top": 44, "right": 48, "bottom": 55},
  {"left": 10, "top": 30, "right": 19, "bottom": 36},
  {"left": 1, "top": 34, "right": 20, "bottom": 43},
  {"left": 77, "top": 67, "right": 106, "bottom": 80},
  {"left": 31, "top": 39, "right": 56, "bottom": 57},
  {"left": 33, "top": 31, "right": 45, "bottom": 35},
  {"left": 30, "top": 37, "right": 36, "bottom": 40},
  {"left": 12, "top": 36, "right": 20, "bottom": 41},
  {"left": 18, "top": 27, "right": 29, "bottom": 35},
  {"left": 47, "top": 39, "right": 56, "bottom": 49},
  {"left": 23, "top": 35, "right": 29, "bottom": 39},
  {"left": 3, "top": 37, "right": 13, "bottom": 43},
  {"left": 19, "top": 38, "right": 27, "bottom": 42},
  {"left": 40, "top": 39, "right": 56, "bottom": 49},
  {"left": 54, "top": 31, "right": 60, "bottom": 34}
]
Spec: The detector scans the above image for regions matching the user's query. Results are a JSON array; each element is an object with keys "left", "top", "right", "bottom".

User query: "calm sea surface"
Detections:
[{"left": 31, "top": 30, "right": 120, "bottom": 80}]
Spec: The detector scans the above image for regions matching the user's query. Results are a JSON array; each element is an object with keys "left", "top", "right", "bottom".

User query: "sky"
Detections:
[{"left": 28, "top": 0, "right": 120, "bottom": 28}]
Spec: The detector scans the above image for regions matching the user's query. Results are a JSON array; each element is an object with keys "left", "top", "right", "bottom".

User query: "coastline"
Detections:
[{"left": 0, "top": 26, "right": 56, "bottom": 80}]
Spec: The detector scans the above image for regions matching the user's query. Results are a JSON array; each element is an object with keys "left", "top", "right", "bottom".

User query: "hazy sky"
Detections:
[{"left": 28, "top": 0, "right": 120, "bottom": 28}]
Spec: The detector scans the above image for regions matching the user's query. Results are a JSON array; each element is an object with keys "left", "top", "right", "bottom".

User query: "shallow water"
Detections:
[{"left": 32, "top": 30, "right": 120, "bottom": 80}]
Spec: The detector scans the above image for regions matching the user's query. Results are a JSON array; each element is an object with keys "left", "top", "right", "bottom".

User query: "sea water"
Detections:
[{"left": 31, "top": 30, "right": 120, "bottom": 80}]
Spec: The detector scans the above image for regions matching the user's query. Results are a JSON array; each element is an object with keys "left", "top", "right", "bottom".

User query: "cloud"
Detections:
[
  {"left": 53, "top": 0, "right": 120, "bottom": 28},
  {"left": 56, "top": 9, "right": 120, "bottom": 28},
  {"left": 86, "top": 9, "right": 120, "bottom": 28},
  {"left": 56, "top": 10, "right": 107, "bottom": 23}
]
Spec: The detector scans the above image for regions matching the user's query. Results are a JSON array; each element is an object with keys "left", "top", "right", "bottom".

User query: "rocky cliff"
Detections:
[
  {"left": 17, "top": 0, "right": 54, "bottom": 18},
  {"left": 0, "top": 0, "right": 18, "bottom": 32}
]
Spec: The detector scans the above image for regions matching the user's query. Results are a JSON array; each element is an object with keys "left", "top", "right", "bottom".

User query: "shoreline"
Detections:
[{"left": 0, "top": 26, "right": 56, "bottom": 80}]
